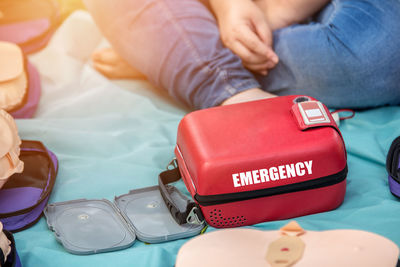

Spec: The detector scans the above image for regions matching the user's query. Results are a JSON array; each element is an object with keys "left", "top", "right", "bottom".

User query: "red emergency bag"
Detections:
[{"left": 159, "top": 95, "right": 347, "bottom": 228}]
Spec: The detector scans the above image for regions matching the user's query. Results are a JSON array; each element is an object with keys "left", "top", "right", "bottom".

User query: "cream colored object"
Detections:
[
  {"left": 266, "top": 235, "right": 305, "bottom": 267},
  {"left": 0, "top": 109, "right": 23, "bottom": 188},
  {"left": 0, "top": 42, "right": 28, "bottom": 111},
  {"left": 0, "top": 222, "right": 11, "bottom": 264},
  {"left": 176, "top": 221, "right": 400, "bottom": 267},
  {"left": 266, "top": 221, "right": 306, "bottom": 267}
]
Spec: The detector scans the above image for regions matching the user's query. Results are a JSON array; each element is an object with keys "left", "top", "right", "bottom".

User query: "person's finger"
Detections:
[
  {"left": 243, "top": 62, "right": 269, "bottom": 75},
  {"left": 252, "top": 16, "right": 271, "bottom": 45},
  {"left": 248, "top": 68, "right": 268, "bottom": 76},
  {"left": 244, "top": 56, "right": 278, "bottom": 69},
  {"left": 266, "top": 48, "right": 279, "bottom": 64},
  {"left": 230, "top": 40, "right": 268, "bottom": 65},
  {"left": 244, "top": 61, "right": 269, "bottom": 71},
  {"left": 235, "top": 25, "right": 270, "bottom": 57},
  {"left": 251, "top": 18, "right": 279, "bottom": 64}
]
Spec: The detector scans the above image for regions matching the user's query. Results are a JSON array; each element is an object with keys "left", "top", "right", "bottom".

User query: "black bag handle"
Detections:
[
  {"left": 158, "top": 159, "right": 204, "bottom": 225},
  {"left": 386, "top": 136, "right": 400, "bottom": 181}
]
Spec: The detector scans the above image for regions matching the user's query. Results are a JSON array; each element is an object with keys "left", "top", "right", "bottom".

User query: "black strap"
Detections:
[{"left": 158, "top": 163, "right": 204, "bottom": 226}]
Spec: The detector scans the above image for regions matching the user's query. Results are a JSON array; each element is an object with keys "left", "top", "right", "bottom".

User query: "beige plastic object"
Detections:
[
  {"left": 0, "top": 109, "right": 23, "bottom": 188},
  {"left": 0, "top": 222, "right": 11, "bottom": 264},
  {"left": 176, "top": 221, "right": 400, "bottom": 267},
  {"left": 266, "top": 221, "right": 306, "bottom": 267},
  {"left": 0, "top": 41, "right": 28, "bottom": 111}
]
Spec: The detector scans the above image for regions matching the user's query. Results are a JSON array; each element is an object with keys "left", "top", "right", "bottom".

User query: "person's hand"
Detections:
[{"left": 210, "top": 0, "right": 278, "bottom": 75}]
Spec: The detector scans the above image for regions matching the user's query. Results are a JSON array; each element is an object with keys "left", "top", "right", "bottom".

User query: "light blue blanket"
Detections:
[{"left": 13, "top": 11, "right": 400, "bottom": 267}]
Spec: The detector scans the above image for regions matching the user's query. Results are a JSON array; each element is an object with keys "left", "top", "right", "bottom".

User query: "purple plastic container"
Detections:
[
  {"left": 388, "top": 159, "right": 400, "bottom": 198},
  {"left": 0, "top": 140, "right": 58, "bottom": 232}
]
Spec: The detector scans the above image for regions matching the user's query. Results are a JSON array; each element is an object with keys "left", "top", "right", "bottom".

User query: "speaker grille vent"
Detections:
[{"left": 208, "top": 209, "right": 247, "bottom": 227}]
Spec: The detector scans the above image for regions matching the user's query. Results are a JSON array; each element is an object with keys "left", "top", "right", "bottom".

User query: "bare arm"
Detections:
[
  {"left": 255, "top": 0, "right": 331, "bottom": 30},
  {"left": 279, "top": 0, "right": 331, "bottom": 21}
]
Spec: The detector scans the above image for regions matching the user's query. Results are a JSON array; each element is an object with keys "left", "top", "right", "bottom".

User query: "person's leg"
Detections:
[
  {"left": 84, "top": 0, "right": 261, "bottom": 109},
  {"left": 258, "top": 0, "right": 400, "bottom": 108}
]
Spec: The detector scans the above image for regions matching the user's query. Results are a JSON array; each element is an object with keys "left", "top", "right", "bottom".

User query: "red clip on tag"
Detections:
[
  {"left": 291, "top": 100, "right": 338, "bottom": 131},
  {"left": 298, "top": 101, "right": 330, "bottom": 125}
]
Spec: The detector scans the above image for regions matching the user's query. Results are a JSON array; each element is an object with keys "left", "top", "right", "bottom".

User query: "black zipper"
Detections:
[{"left": 194, "top": 166, "right": 347, "bottom": 206}]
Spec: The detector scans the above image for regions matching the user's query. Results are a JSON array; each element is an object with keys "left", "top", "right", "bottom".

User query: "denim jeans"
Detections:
[{"left": 85, "top": 0, "right": 400, "bottom": 109}]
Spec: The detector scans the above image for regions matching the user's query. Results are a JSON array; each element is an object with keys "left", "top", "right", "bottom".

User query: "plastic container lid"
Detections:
[
  {"left": 45, "top": 199, "right": 136, "bottom": 255},
  {"left": 115, "top": 186, "right": 204, "bottom": 244},
  {"left": 45, "top": 186, "right": 205, "bottom": 254}
]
